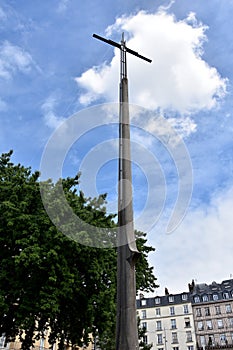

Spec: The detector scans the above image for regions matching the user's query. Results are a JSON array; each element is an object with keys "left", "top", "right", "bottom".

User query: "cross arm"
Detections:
[
  {"left": 93, "top": 33, "right": 152, "bottom": 63},
  {"left": 93, "top": 34, "right": 121, "bottom": 50}
]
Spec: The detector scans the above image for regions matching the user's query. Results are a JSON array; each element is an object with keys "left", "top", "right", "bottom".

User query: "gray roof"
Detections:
[
  {"left": 137, "top": 279, "right": 233, "bottom": 309},
  {"left": 190, "top": 279, "right": 233, "bottom": 304},
  {"left": 137, "top": 292, "right": 191, "bottom": 309}
]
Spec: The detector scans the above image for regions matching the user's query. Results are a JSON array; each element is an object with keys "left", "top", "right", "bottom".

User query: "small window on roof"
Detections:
[
  {"left": 223, "top": 292, "right": 230, "bottom": 299},
  {"left": 169, "top": 296, "right": 174, "bottom": 302},
  {"left": 213, "top": 294, "right": 219, "bottom": 301},
  {"left": 155, "top": 297, "right": 161, "bottom": 304},
  {"left": 182, "top": 294, "right": 188, "bottom": 301},
  {"left": 194, "top": 296, "right": 200, "bottom": 303},
  {"left": 202, "top": 295, "right": 209, "bottom": 302},
  {"left": 141, "top": 299, "right": 147, "bottom": 306}
]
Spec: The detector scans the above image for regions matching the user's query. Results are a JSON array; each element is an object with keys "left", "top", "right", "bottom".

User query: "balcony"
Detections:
[{"left": 199, "top": 344, "right": 233, "bottom": 350}]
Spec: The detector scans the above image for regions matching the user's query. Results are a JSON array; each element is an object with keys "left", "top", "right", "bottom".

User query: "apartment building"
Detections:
[
  {"left": 190, "top": 279, "right": 233, "bottom": 349},
  {"left": 137, "top": 291, "right": 197, "bottom": 350},
  {"left": 137, "top": 279, "right": 233, "bottom": 350}
]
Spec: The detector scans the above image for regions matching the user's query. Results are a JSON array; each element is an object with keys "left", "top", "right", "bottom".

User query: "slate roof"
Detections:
[
  {"left": 137, "top": 279, "right": 233, "bottom": 308},
  {"left": 137, "top": 292, "right": 191, "bottom": 309}
]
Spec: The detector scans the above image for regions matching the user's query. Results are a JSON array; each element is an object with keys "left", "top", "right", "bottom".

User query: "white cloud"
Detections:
[
  {"left": 41, "top": 95, "right": 66, "bottom": 129},
  {"left": 150, "top": 186, "right": 233, "bottom": 294},
  {"left": 0, "top": 41, "right": 35, "bottom": 79},
  {"left": 76, "top": 10, "right": 227, "bottom": 114},
  {"left": 167, "top": 116, "right": 197, "bottom": 138}
]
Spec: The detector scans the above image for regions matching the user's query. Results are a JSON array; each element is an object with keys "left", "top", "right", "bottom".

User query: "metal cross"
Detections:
[{"left": 93, "top": 33, "right": 151, "bottom": 350}]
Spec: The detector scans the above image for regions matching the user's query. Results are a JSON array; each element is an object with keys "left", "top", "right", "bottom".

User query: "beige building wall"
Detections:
[
  {"left": 193, "top": 299, "right": 233, "bottom": 348},
  {"left": 1, "top": 332, "right": 93, "bottom": 350},
  {"left": 138, "top": 295, "right": 197, "bottom": 350}
]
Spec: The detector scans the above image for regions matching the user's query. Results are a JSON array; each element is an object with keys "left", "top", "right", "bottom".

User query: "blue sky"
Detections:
[{"left": 1, "top": 0, "right": 233, "bottom": 294}]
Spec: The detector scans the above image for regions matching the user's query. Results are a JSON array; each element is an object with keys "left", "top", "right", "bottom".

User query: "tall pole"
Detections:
[{"left": 93, "top": 33, "right": 151, "bottom": 350}]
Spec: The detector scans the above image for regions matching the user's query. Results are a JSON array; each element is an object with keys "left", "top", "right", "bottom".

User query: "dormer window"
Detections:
[
  {"left": 223, "top": 292, "right": 230, "bottom": 299},
  {"left": 155, "top": 297, "right": 161, "bottom": 304},
  {"left": 182, "top": 294, "right": 188, "bottom": 301},
  {"left": 202, "top": 295, "right": 208, "bottom": 302},
  {"left": 194, "top": 295, "right": 200, "bottom": 303},
  {"left": 169, "top": 295, "right": 174, "bottom": 302}
]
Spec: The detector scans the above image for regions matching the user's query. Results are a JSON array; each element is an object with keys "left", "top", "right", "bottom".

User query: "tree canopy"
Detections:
[{"left": 0, "top": 151, "right": 157, "bottom": 349}]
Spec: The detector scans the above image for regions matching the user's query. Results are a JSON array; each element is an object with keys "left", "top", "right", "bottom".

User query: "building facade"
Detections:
[
  {"left": 137, "top": 291, "right": 197, "bottom": 350},
  {"left": 190, "top": 279, "right": 233, "bottom": 349},
  {"left": 137, "top": 279, "right": 233, "bottom": 350}
]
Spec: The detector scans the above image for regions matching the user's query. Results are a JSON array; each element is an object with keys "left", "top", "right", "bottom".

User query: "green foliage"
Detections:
[
  {"left": 138, "top": 317, "right": 153, "bottom": 350},
  {"left": 0, "top": 151, "right": 157, "bottom": 349}
]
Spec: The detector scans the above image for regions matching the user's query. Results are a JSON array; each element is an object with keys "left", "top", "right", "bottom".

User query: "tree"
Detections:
[
  {"left": 0, "top": 151, "right": 158, "bottom": 349},
  {"left": 138, "top": 317, "right": 153, "bottom": 350}
]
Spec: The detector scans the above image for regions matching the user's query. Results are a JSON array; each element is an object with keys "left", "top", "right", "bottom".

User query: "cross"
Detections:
[{"left": 93, "top": 33, "right": 152, "bottom": 350}]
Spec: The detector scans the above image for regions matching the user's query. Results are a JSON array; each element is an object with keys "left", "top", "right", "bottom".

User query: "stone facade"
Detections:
[
  {"left": 137, "top": 279, "right": 233, "bottom": 350},
  {"left": 137, "top": 291, "right": 197, "bottom": 350},
  {"left": 190, "top": 279, "right": 233, "bottom": 349}
]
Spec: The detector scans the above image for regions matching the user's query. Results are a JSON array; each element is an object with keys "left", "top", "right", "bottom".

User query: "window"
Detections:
[
  {"left": 205, "top": 307, "right": 210, "bottom": 316},
  {"left": 196, "top": 308, "right": 202, "bottom": 317},
  {"left": 216, "top": 305, "right": 221, "bottom": 314},
  {"left": 198, "top": 321, "right": 204, "bottom": 331},
  {"left": 218, "top": 319, "right": 224, "bottom": 329},
  {"left": 194, "top": 296, "right": 200, "bottom": 303},
  {"left": 172, "top": 332, "right": 178, "bottom": 344},
  {"left": 170, "top": 306, "right": 175, "bottom": 315},
  {"left": 142, "top": 322, "right": 147, "bottom": 330},
  {"left": 200, "top": 336, "right": 206, "bottom": 346},
  {"left": 208, "top": 335, "right": 215, "bottom": 346},
  {"left": 143, "top": 336, "right": 148, "bottom": 345},
  {"left": 226, "top": 304, "right": 232, "bottom": 313},
  {"left": 0, "top": 335, "right": 6, "bottom": 348},
  {"left": 229, "top": 318, "right": 233, "bottom": 327},
  {"left": 213, "top": 294, "right": 219, "bottom": 301},
  {"left": 223, "top": 292, "right": 230, "bottom": 299},
  {"left": 206, "top": 320, "right": 213, "bottom": 330},
  {"left": 171, "top": 319, "right": 177, "bottom": 329},
  {"left": 155, "top": 297, "right": 161, "bottom": 304},
  {"left": 141, "top": 299, "right": 147, "bottom": 306},
  {"left": 202, "top": 295, "right": 208, "bottom": 302},
  {"left": 156, "top": 308, "right": 161, "bottom": 316},
  {"left": 187, "top": 346, "right": 194, "bottom": 350},
  {"left": 220, "top": 334, "right": 226, "bottom": 345},
  {"left": 157, "top": 334, "right": 163, "bottom": 345},
  {"left": 186, "top": 331, "right": 192, "bottom": 342},
  {"left": 184, "top": 305, "right": 189, "bottom": 314},
  {"left": 39, "top": 338, "right": 45, "bottom": 350},
  {"left": 156, "top": 320, "right": 162, "bottom": 331},
  {"left": 185, "top": 317, "right": 191, "bottom": 328},
  {"left": 182, "top": 294, "right": 188, "bottom": 301},
  {"left": 141, "top": 310, "right": 147, "bottom": 319},
  {"left": 169, "top": 296, "right": 174, "bottom": 303},
  {"left": 173, "top": 347, "right": 179, "bottom": 350}
]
